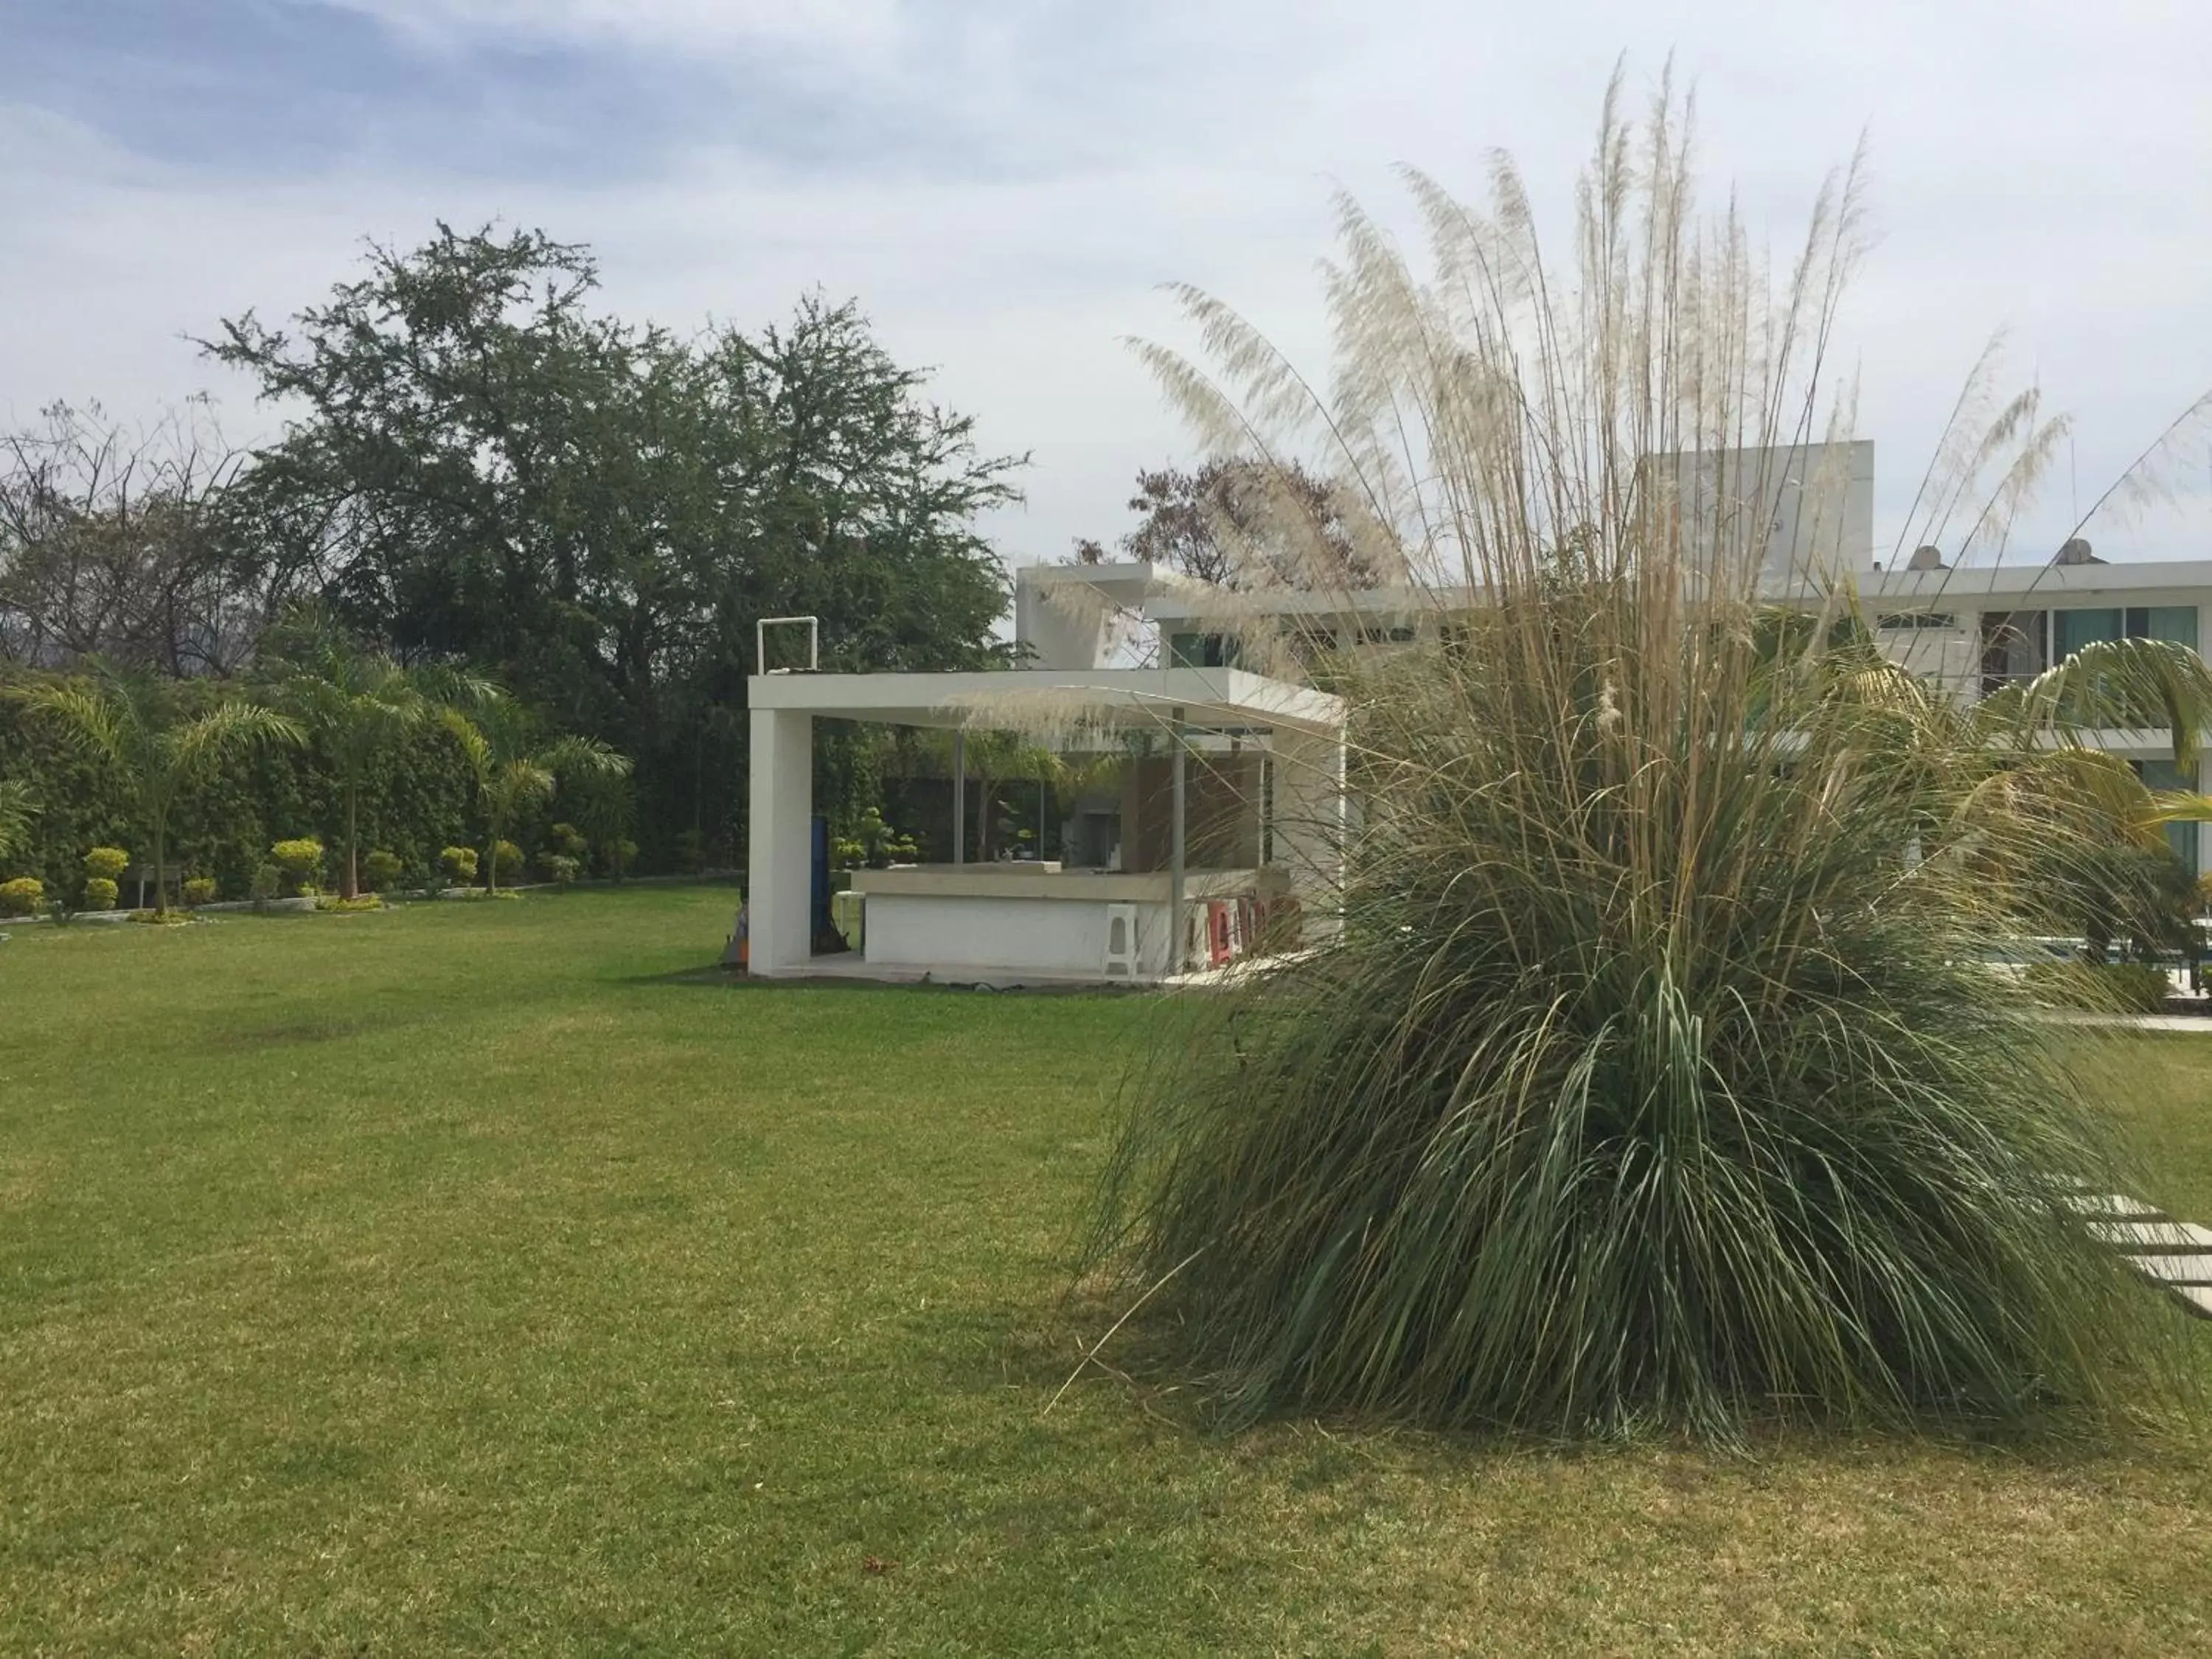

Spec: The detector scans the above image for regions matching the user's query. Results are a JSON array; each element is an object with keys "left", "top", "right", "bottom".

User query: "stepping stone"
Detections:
[
  {"left": 2126, "top": 1255, "right": 2212, "bottom": 1285},
  {"left": 2059, "top": 1192, "right": 2166, "bottom": 1220},
  {"left": 2173, "top": 1285, "right": 2212, "bottom": 1321},
  {"left": 2087, "top": 1220, "right": 2212, "bottom": 1251}
]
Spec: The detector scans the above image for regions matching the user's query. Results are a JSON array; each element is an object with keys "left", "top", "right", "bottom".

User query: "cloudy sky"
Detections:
[{"left": 4, "top": 0, "right": 2209, "bottom": 568}]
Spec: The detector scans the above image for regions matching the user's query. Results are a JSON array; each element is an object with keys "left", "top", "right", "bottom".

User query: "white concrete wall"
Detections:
[
  {"left": 863, "top": 893, "right": 1175, "bottom": 978},
  {"left": 1268, "top": 727, "right": 1347, "bottom": 939},
  {"left": 746, "top": 707, "right": 813, "bottom": 974},
  {"left": 1013, "top": 580, "right": 1109, "bottom": 671},
  {"left": 1875, "top": 619, "right": 1979, "bottom": 705}
]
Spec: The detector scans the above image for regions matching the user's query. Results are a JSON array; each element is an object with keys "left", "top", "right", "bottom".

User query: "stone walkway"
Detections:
[{"left": 2064, "top": 1186, "right": 2212, "bottom": 1319}]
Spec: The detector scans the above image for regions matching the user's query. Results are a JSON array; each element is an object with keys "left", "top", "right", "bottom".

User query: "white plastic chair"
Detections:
[{"left": 1102, "top": 902, "right": 1139, "bottom": 978}]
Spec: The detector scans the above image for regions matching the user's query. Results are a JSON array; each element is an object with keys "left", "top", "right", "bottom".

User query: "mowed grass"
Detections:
[{"left": 2, "top": 886, "right": 2211, "bottom": 1656}]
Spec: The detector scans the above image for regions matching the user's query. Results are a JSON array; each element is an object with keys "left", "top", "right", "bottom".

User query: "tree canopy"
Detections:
[{"left": 201, "top": 223, "right": 1024, "bottom": 863}]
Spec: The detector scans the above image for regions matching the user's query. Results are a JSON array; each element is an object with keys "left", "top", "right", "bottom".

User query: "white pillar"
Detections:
[
  {"left": 747, "top": 707, "right": 813, "bottom": 975},
  {"left": 952, "top": 728, "right": 965, "bottom": 865},
  {"left": 1169, "top": 709, "right": 1187, "bottom": 975},
  {"left": 1270, "top": 726, "right": 1348, "bottom": 942}
]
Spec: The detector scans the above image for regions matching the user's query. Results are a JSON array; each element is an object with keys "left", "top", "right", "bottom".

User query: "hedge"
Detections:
[{"left": 0, "top": 685, "right": 504, "bottom": 902}]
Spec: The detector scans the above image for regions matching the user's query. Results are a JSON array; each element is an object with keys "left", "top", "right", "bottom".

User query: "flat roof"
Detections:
[
  {"left": 1827, "top": 559, "right": 2212, "bottom": 605},
  {"left": 744, "top": 666, "right": 1344, "bottom": 737}
]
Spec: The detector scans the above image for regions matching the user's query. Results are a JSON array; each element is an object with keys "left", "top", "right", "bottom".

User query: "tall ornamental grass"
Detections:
[{"left": 1085, "top": 72, "right": 2212, "bottom": 1441}]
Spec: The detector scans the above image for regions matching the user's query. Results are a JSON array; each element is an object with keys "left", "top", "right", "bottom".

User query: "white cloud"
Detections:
[
  {"left": 300, "top": 0, "right": 907, "bottom": 54},
  {"left": 4, "top": 0, "right": 2210, "bottom": 571}
]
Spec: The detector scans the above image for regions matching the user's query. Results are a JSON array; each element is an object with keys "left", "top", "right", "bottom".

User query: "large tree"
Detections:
[
  {"left": 1105, "top": 458, "right": 1384, "bottom": 589},
  {"left": 205, "top": 225, "right": 1023, "bottom": 861}
]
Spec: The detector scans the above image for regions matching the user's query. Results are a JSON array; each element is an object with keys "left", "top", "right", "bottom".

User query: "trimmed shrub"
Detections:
[
  {"left": 546, "top": 821, "right": 590, "bottom": 860},
  {"left": 181, "top": 876, "right": 217, "bottom": 908},
  {"left": 83, "top": 846, "right": 129, "bottom": 881},
  {"left": 441, "top": 845, "right": 479, "bottom": 884},
  {"left": 605, "top": 837, "right": 639, "bottom": 880},
  {"left": 538, "top": 853, "right": 581, "bottom": 887},
  {"left": 269, "top": 838, "right": 324, "bottom": 897},
  {"left": 83, "top": 877, "right": 119, "bottom": 911},
  {"left": 492, "top": 839, "right": 526, "bottom": 881},
  {"left": 250, "top": 863, "right": 282, "bottom": 905},
  {"left": 362, "top": 849, "right": 404, "bottom": 893},
  {"left": 0, "top": 876, "right": 46, "bottom": 917}
]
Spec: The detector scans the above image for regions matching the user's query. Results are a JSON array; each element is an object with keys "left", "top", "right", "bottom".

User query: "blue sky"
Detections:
[{"left": 4, "top": 0, "right": 2210, "bottom": 566}]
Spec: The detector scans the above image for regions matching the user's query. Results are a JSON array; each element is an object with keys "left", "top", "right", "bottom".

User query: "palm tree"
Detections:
[
  {"left": 8, "top": 664, "right": 300, "bottom": 917},
  {"left": 277, "top": 636, "right": 493, "bottom": 900},
  {"left": 446, "top": 695, "right": 630, "bottom": 894}
]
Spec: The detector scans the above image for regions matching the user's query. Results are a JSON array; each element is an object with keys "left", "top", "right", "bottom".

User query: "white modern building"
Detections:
[
  {"left": 1014, "top": 533, "right": 2212, "bottom": 877},
  {"left": 745, "top": 444, "right": 2209, "bottom": 984}
]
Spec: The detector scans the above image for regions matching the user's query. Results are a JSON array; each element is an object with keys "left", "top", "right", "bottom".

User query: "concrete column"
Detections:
[
  {"left": 952, "top": 728, "right": 965, "bottom": 866},
  {"left": 1169, "top": 709, "right": 1186, "bottom": 975},
  {"left": 1270, "top": 726, "right": 1348, "bottom": 941},
  {"left": 747, "top": 707, "right": 814, "bottom": 975}
]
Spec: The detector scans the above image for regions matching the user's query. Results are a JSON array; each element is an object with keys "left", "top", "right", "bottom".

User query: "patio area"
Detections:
[{"left": 744, "top": 665, "right": 1346, "bottom": 986}]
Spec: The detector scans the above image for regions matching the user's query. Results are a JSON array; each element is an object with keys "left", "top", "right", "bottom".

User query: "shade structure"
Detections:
[{"left": 743, "top": 667, "right": 1346, "bottom": 981}]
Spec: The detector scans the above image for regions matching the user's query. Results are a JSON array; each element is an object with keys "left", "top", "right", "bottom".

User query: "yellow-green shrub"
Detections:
[
  {"left": 362, "top": 849, "right": 403, "bottom": 893},
  {"left": 0, "top": 876, "right": 45, "bottom": 917},
  {"left": 492, "top": 840, "right": 526, "bottom": 880},
  {"left": 83, "top": 846, "right": 129, "bottom": 881},
  {"left": 441, "top": 845, "right": 479, "bottom": 883},
  {"left": 269, "top": 838, "right": 324, "bottom": 896},
  {"left": 83, "top": 877, "right": 119, "bottom": 910},
  {"left": 181, "top": 876, "right": 217, "bottom": 908}
]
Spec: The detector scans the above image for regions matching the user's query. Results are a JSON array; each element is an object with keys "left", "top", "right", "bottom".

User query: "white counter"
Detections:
[{"left": 846, "top": 864, "right": 1283, "bottom": 981}]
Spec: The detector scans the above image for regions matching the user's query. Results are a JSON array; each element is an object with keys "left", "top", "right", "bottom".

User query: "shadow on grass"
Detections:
[{"left": 625, "top": 963, "right": 1151, "bottom": 999}]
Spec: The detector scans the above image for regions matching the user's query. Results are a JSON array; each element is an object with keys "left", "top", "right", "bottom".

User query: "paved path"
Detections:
[{"left": 2065, "top": 1186, "right": 2212, "bottom": 1320}]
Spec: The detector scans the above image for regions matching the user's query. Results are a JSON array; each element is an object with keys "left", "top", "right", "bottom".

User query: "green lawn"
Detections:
[{"left": 4, "top": 886, "right": 2212, "bottom": 1655}]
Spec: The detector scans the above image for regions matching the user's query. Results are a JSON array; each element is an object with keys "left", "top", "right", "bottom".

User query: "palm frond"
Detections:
[
  {"left": 165, "top": 701, "right": 304, "bottom": 779},
  {"left": 7, "top": 681, "right": 128, "bottom": 768}
]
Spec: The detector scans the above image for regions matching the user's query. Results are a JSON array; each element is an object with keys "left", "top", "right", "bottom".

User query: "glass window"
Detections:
[
  {"left": 1169, "top": 632, "right": 1238, "bottom": 669},
  {"left": 2138, "top": 757, "right": 2200, "bottom": 877},
  {"left": 2142, "top": 606, "right": 2199, "bottom": 650},
  {"left": 2053, "top": 607, "right": 2122, "bottom": 657}
]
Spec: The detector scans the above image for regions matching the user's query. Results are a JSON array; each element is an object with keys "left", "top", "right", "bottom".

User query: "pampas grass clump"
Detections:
[{"left": 1085, "top": 69, "right": 2209, "bottom": 1441}]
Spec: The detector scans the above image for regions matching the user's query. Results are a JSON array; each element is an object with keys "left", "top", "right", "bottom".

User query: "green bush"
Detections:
[
  {"left": 83, "top": 877, "right": 119, "bottom": 911},
  {"left": 314, "top": 894, "right": 383, "bottom": 914},
  {"left": 538, "top": 853, "right": 581, "bottom": 887},
  {"left": 441, "top": 845, "right": 479, "bottom": 884},
  {"left": 0, "top": 876, "right": 46, "bottom": 917},
  {"left": 546, "top": 821, "right": 590, "bottom": 860},
  {"left": 362, "top": 849, "right": 403, "bottom": 893},
  {"left": 268, "top": 838, "right": 324, "bottom": 897},
  {"left": 250, "top": 863, "right": 282, "bottom": 905},
  {"left": 181, "top": 876, "right": 217, "bottom": 908},
  {"left": 492, "top": 839, "right": 526, "bottom": 881},
  {"left": 1, "top": 681, "right": 481, "bottom": 902},
  {"left": 605, "top": 837, "right": 639, "bottom": 880},
  {"left": 83, "top": 846, "right": 129, "bottom": 882},
  {"left": 2020, "top": 960, "right": 2171, "bottom": 1015}
]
